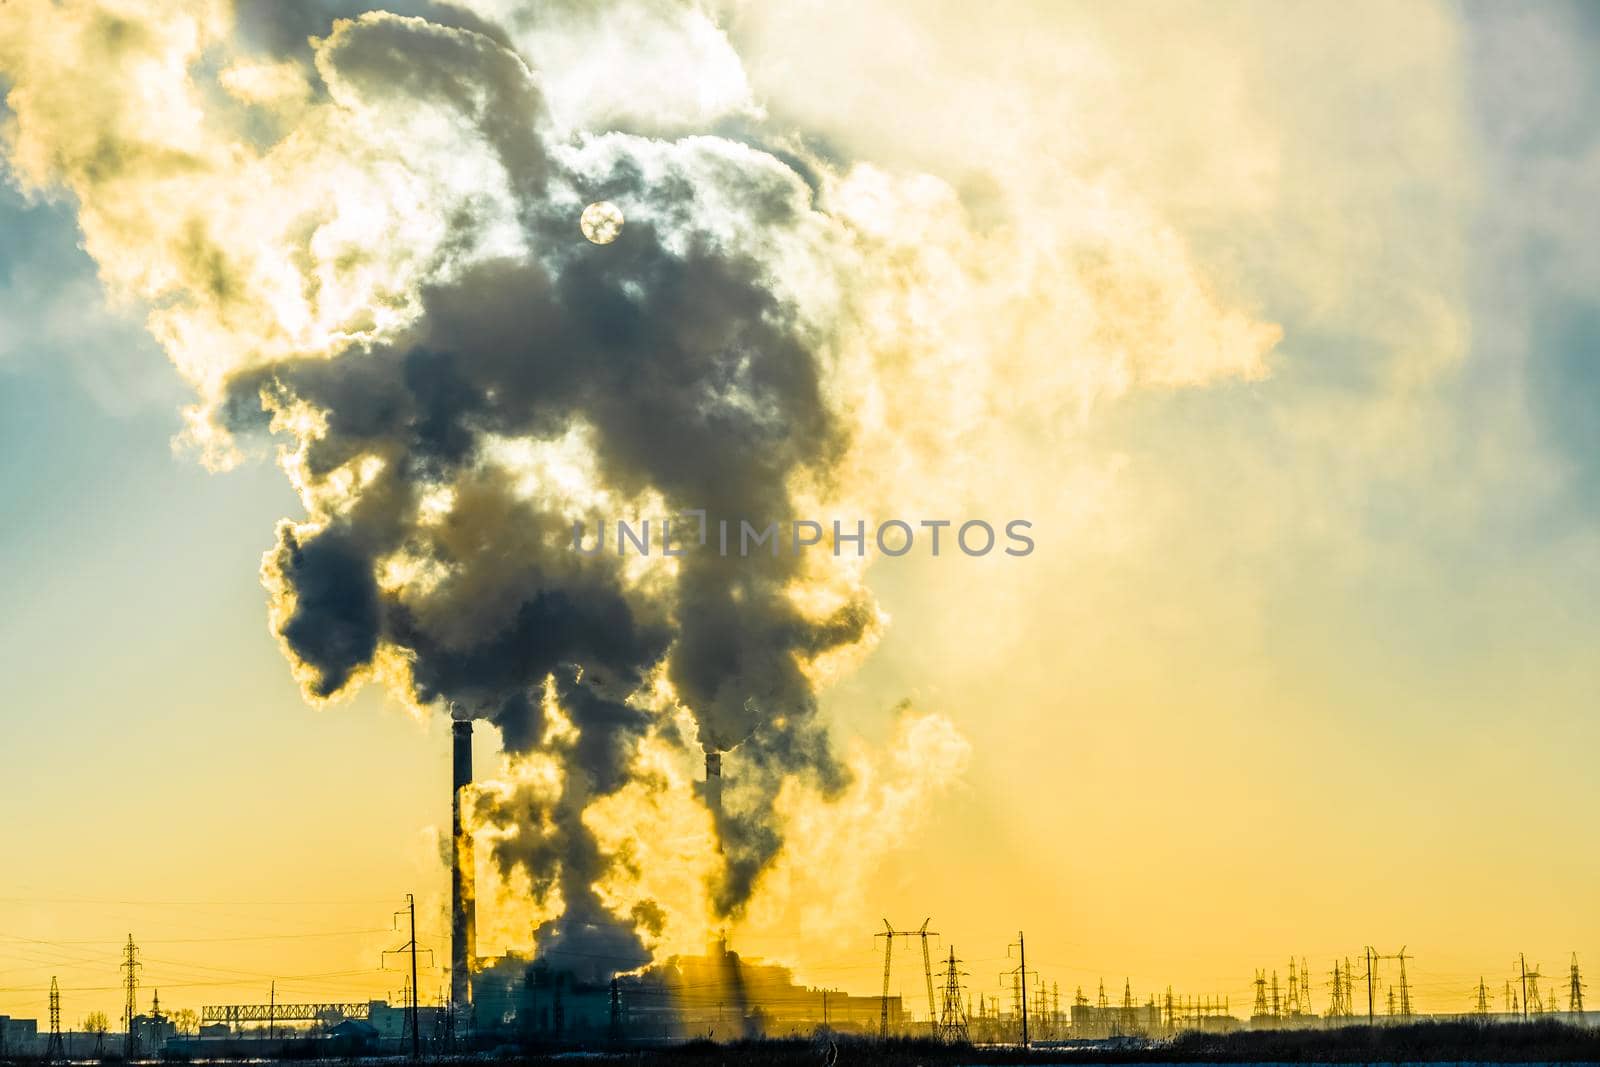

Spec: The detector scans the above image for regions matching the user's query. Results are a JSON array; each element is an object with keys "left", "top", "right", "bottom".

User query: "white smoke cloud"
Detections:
[{"left": 0, "top": 0, "right": 1285, "bottom": 966}]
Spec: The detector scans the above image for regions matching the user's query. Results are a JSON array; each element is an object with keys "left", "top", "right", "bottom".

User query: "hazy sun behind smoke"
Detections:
[
  {"left": 0, "top": 0, "right": 1279, "bottom": 975},
  {"left": 579, "top": 200, "right": 624, "bottom": 244}
]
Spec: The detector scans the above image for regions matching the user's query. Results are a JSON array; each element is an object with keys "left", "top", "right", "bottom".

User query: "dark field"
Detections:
[
  {"left": 10, "top": 1022, "right": 1600, "bottom": 1066},
  {"left": 494, "top": 1021, "right": 1600, "bottom": 1065}
]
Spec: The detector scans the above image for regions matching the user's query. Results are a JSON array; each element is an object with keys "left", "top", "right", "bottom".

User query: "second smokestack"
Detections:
[{"left": 451, "top": 717, "right": 476, "bottom": 1017}]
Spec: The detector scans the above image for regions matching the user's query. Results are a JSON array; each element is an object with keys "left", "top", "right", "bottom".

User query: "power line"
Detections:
[{"left": 0, "top": 928, "right": 389, "bottom": 946}]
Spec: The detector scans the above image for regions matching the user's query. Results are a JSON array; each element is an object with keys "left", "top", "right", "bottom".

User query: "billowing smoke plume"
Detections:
[
  {"left": 0, "top": 0, "right": 1280, "bottom": 977},
  {"left": 225, "top": 7, "right": 872, "bottom": 957}
]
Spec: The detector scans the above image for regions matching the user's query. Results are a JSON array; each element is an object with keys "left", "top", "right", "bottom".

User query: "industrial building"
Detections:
[
  {"left": 0, "top": 1014, "right": 38, "bottom": 1056},
  {"left": 468, "top": 939, "right": 901, "bottom": 1043}
]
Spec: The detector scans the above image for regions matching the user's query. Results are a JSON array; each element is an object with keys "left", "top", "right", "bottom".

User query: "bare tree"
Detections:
[
  {"left": 169, "top": 1008, "right": 200, "bottom": 1037},
  {"left": 84, "top": 1011, "right": 109, "bottom": 1056}
]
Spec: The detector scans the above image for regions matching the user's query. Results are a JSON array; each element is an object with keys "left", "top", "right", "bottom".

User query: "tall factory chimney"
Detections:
[
  {"left": 704, "top": 748, "right": 721, "bottom": 824},
  {"left": 451, "top": 716, "right": 476, "bottom": 1017}
]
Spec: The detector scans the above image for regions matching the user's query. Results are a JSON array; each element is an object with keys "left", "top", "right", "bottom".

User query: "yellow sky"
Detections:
[{"left": 3, "top": 0, "right": 1599, "bottom": 1030}]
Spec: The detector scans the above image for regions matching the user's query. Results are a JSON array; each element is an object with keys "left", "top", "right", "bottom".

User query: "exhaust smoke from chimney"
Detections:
[{"left": 704, "top": 749, "right": 722, "bottom": 829}]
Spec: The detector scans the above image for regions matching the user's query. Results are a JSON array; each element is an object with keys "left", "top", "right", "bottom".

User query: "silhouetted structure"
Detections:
[
  {"left": 44, "top": 977, "right": 63, "bottom": 1061},
  {"left": 451, "top": 715, "right": 476, "bottom": 1027}
]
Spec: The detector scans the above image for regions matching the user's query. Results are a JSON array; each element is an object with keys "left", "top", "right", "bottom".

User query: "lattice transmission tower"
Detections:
[
  {"left": 1328, "top": 961, "right": 1347, "bottom": 1017},
  {"left": 1518, "top": 954, "right": 1544, "bottom": 1020},
  {"left": 121, "top": 935, "right": 141, "bottom": 1060},
  {"left": 937, "top": 948, "right": 969, "bottom": 1043},
  {"left": 45, "top": 976, "right": 64, "bottom": 1061},
  {"left": 875, "top": 919, "right": 938, "bottom": 1039},
  {"left": 1395, "top": 949, "right": 1413, "bottom": 1020}
]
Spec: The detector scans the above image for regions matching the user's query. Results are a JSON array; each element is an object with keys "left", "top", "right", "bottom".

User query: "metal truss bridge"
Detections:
[{"left": 200, "top": 1002, "right": 371, "bottom": 1025}]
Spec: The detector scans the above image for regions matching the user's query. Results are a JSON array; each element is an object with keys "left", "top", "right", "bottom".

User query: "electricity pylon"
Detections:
[
  {"left": 1328, "top": 961, "right": 1347, "bottom": 1017},
  {"left": 1394, "top": 949, "right": 1413, "bottom": 1019},
  {"left": 1253, "top": 971, "right": 1268, "bottom": 1017},
  {"left": 45, "top": 977, "right": 64, "bottom": 1061},
  {"left": 937, "top": 949, "right": 969, "bottom": 1043},
  {"left": 1518, "top": 954, "right": 1543, "bottom": 1021},
  {"left": 121, "top": 935, "right": 141, "bottom": 1060},
  {"left": 1372, "top": 947, "right": 1413, "bottom": 1020},
  {"left": 876, "top": 919, "right": 938, "bottom": 1039},
  {"left": 1569, "top": 954, "right": 1586, "bottom": 1017},
  {"left": 1475, "top": 977, "right": 1491, "bottom": 1018}
]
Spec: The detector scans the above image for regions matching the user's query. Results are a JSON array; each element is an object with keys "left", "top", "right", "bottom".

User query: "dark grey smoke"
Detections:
[{"left": 226, "top": 10, "right": 873, "bottom": 973}]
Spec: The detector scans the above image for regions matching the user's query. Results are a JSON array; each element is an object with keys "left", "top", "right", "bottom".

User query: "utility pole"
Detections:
[
  {"left": 121, "top": 934, "right": 141, "bottom": 1060},
  {"left": 1363, "top": 947, "right": 1376, "bottom": 1023},
  {"left": 1519, "top": 954, "right": 1536, "bottom": 1023},
  {"left": 408, "top": 895, "right": 420, "bottom": 1059},
  {"left": 878, "top": 921, "right": 893, "bottom": 1039},
  {"left": 1001, "top": 933, "right": 1030, "bottom": 1047},
  {"left": 385, "top": 894, "right": 431, "bottom": 1059},
  {"left": 269, "top": 981, "right": 276, "bottom": 1042},
  {"left": 45, "top": 976, "right": 64, "bottom": 1062}
]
